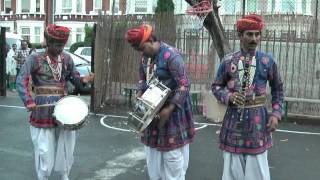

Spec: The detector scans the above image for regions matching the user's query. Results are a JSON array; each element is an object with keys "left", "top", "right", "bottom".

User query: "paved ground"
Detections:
[{"left": 1, "top": 91, "right": 320, "bottom": 180}]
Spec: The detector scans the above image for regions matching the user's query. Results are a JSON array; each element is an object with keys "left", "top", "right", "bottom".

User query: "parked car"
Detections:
[
  {"left": 36, "top": 49, "right": 92, "bottom": 94},
  {"left": 74, "top": 47, "right": 92, "bottom": 61}
]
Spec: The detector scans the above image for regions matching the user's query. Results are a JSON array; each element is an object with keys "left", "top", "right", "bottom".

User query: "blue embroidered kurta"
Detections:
[
  {"left": 16, "top": 51, "right": 82, "bottom": 128},
  {"left": 138, "top": 42, "right": 195, "bottom": 151},
  {"left": 212, "top": 50, "right": 284, "bottom": 154}
]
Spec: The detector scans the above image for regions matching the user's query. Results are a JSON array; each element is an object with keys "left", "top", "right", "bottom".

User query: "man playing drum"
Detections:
[
  {"left": 16, "top": 24, "right": 94, "bottom": 180},
  {"left": 125, "top": 24, "right": 195, "bottom": 180},
  {"left": 212, "top": 14, "right": 284, "bottom": 180}
]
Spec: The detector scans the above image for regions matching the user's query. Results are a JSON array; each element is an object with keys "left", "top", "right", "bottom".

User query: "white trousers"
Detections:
[
  {"left": 222, "top": 151, "right": 270, "bottom": 180},
  {"left": 145, "top": 144, "right": 189, "bottom": 180},
  {"left": 30, "top": 126, "right": 76, "bottom": 180}
]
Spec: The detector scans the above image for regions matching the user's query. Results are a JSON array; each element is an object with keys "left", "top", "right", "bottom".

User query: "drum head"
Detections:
[{"left": 53, "top": 96, "right": 89, "bottom": 125}]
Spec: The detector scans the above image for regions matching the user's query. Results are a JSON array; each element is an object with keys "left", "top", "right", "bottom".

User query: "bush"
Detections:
[{"left": 69, "top": 41, "right": 89, "bottom": 53}]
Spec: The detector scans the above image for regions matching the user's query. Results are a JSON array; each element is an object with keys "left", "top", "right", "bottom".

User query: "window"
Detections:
[
  {"left": 34, "top": 27, "right": 41, "bottom": 43},
  {"left": 223, "top": 0, "right": 236, "bottom": 14},
  {"left": 5, "top": 27, "right": 10, "bottom": 32},
  {"left": 247, "top": 0, "right": 257, "bottom": 12},
  {"left": 271, "top": 0, "right": 275, "bottom": 13},
  {"left": 82, "top": 48, "right": 92, "bottom": 56},
  {"left": 62, "top": 0, "right": 72, "bottom": 13},
  {"left": 302, "top": 0, "right": 306, "bottom": 14},
  {"left": 135, "top": 0, "right": 148, "bottom": 13},
  {"left": 36, "top": 0, "right": 41, "bottom": 13},
  {"left": 76, "top": 28, "right": 83, "bottom": 42},
  {"left": 110, "top": 0, "right": 120, "bottom": 14},
  {"left": 94, "top": 0, "right": 102, "bottom": 12},
  {"left": 4, "top": 0, "right": 12, "bottom": 14},
  {"left": 281, "top": 0, "right": 295, "bottom": 13},
  {"left": 21, "top": 27, "right": 30, "bottom": 41},
  {"left": 66, "top": 32, "right": 72, "bottom": 47},
  {"left": 21, "top": 0, "right": 30, "bottom": 13},
  {"left": 76, "top": 0, "right": 82, "bottom": 13}
]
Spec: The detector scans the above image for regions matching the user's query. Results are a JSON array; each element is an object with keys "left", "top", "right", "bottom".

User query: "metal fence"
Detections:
[{"left": 93, "top": 2, "right": 320, "bottom": 116}]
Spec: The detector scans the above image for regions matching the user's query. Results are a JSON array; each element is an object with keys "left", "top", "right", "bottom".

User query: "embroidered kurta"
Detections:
[
  {"left": 212, "top": 50, "right": 284, "bottom": 154},
  {"left": 16, "top": 51, "right": 82, "bottom": 128},
  {"left": 138, "top": 42, "right": 195, "bottom": 151}
]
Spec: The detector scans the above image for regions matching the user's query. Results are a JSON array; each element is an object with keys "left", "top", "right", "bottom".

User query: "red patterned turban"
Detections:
[
  {"left": 236, "top": 14, "right": 265, "bottom": 31},
  {"left": 44, "top": 24, "right": 70, "bottom": 45},
  {"left": 125, "top": 24, "right": 153, "bottom": 49}
]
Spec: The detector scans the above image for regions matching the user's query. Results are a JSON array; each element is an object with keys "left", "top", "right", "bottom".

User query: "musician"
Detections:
[
  {"left": 125, "top": 24, "right": 195, "bottom": 180},
  {"left": 212, "top": 14, "right": 283, "bottom": 180},
  {"left": 16, "top": 24, "right": 94, "bottom": 180}
]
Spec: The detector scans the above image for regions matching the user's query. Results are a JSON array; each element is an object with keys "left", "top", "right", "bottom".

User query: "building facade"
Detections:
[
  {"left": 0, "top": 0, "right": 189, "bottom": 46},
  {"left": 1, "top": 0, "right": 316, "bottom": 46},
  {"left": 0, "top": 0, "right": 128, "bottom": 46}
]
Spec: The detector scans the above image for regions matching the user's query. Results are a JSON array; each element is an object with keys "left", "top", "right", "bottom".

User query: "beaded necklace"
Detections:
[{"left": 46, "top": 55, "right": 62, "bottom": 81}]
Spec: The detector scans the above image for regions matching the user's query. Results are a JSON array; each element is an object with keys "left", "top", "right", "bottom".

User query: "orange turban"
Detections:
[
  {"left": 45, "top": 24, "right": 70, "bottom": 44},
  {"left": 236, "top": 14, "right": 265, "bottom": 31},
  {"left": 125, "top": 24, "right": 153, "bottom": 49}
]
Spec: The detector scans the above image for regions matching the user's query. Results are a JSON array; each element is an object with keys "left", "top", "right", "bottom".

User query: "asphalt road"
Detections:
[{"left": 1, "top": 92, "right": 320, "bottom": 180}]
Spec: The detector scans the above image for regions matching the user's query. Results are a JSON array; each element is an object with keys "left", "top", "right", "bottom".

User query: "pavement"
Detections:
[{"left": 0, "top": 91, "right": 320, "bottom": 180}]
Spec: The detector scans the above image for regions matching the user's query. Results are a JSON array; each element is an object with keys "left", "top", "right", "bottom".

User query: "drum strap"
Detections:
[{"left": 146, "top": 58, "right": 156, "bottom": 84}]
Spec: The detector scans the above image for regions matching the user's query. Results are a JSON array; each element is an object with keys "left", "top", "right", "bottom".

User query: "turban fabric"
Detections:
[
  {"left": 125, "top": 24, "right": 153, "bottom": 49},
  {"left": 236, "top": 14, "right": 265, "bottom": 31},
  {"left": 45, "top": 24, "right": 70, "bottom": 45}
]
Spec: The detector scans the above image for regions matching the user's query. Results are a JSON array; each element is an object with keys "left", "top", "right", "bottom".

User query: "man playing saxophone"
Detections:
[{"left": 212, "top": 14, "right": 284, "bottom": 180}]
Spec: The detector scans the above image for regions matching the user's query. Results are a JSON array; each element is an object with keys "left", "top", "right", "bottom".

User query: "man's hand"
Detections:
[
  {"left": 157, "top": 103, "right": 175, "bottom": 128},
  {"left": 267, "top": 116, "right": 278, "bottom": 132},
  {"left": 83, "top": 73, "right": 94, "bottom": 83},
  {"left": 27, "top": 102, "right": 37, "bottom": 111},
  {"left": 229, "top": 92, "right": 245, "bottom": 106},
  {"left": 136, "top": 91, "right": 143, "bottom": 98}
]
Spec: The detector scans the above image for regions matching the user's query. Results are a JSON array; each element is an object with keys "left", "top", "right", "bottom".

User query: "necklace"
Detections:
[{"left": 46, "top": 55, "right": 62, "bottom": 81}]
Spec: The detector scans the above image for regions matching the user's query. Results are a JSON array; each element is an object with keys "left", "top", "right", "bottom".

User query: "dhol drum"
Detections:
[
  {"left": 201, "top": 91, "right": 227, "bottom": 123},
  {"left": 53, "top": 96, "right": 89, "bottom": 130},
  {"left": 128, "top": 78, "right": 171, "bottom": 133}
]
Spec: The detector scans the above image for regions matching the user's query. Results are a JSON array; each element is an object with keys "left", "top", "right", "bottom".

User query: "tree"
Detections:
[
  {"left": 155, "top": 0, "right": 176, "bottom": 46},
  {"left": 84, "top": 24, "right": 94, "bottom": 44},
  {"left": 184, "top": 0, "right": 231, "bottom": 60},
  {"left": 155, "top": 0, "right": 175, "bottom": 13}
]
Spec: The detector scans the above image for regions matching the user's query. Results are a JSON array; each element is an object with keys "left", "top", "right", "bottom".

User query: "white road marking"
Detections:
[
  {"left": 100, "top": 115, "right": 134, "bottom": 133},
  {"left": 85, "top": 147, "right": 145, "bottom": 180},
  {"left": 2, "top": 104, "right": 320, "bottom": 136},
  {"left": 100, "top": 114, "right": 207, "bottom": 132}
]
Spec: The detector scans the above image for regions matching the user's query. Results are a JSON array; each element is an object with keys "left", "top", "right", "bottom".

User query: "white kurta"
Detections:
[{"left": 6, "top": 49, "right": 16, "bottom": 75}]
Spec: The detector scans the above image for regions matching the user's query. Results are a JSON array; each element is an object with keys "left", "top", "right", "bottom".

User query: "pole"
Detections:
[
  {"left": 242, "top": 0, "right": 246, "bottom": 17},
  {"left": 0, "top": 27, "right": 6, "bottom": 96},
  {"left": 90, "top": 23, "right": 96, "bottom": 112},
  {"left": 52, "top": 0, "right": 55, "bottom": 24}
]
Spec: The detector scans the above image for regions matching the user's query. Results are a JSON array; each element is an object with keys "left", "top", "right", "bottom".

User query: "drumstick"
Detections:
[{"left": 36, "top": 103, "right": 56, "bottom": 107}]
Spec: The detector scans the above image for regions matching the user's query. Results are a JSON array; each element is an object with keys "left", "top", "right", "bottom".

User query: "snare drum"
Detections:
[
  {"left": 128, "top": 78, "right": 171, "bottom": 133},
  {"left": 53, "top": 96, "right": 89, "bottom": 130}
]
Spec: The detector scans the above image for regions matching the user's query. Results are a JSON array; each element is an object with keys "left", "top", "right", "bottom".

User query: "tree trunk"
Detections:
[{"left": 185, "top": 0, "right": 231, "bottom": 61}]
